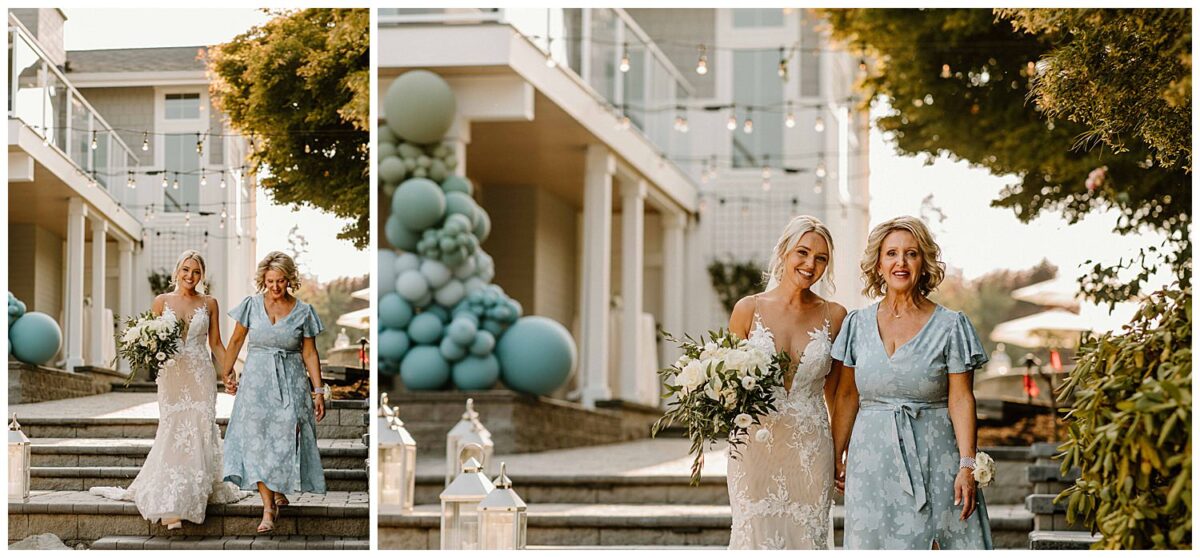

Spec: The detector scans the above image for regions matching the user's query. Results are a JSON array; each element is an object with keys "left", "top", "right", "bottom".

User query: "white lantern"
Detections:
[
  {"left": 445, "top": 398, "right": 494, "bottom": 485},
  {"left": 478, "top": 462, "right": 528, "bottom": 550},
  {"left": 9, "top": 414, "right": 31, "bottom": 503},
  {"left": 439, "top": 443, "right": 494, "bottom": 550},
  {"left": 377, "top": 394, "right": 417, "bottom": 512}
]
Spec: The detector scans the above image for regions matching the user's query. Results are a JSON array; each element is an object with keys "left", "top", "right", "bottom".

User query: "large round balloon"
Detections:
[
  {"left": 384, "top": 70, "right": 457, "bottom": 144},
  {"left": 392, "top": 178, "right": 446, "bottom": 232},
  {"left": 407, "top": 312, "right": 444, "bottom": 345},
  {"left": 378, "top": 251, "right": 397, "bottom": 296},
  {"left": 399, "top": 346, "right": 451, "bottom": 390},
  {"left": 385, "top": 215, "right": 420, "bottom": 252},
  {"left": 379, "top": 293, "right": 414, "bottom": 330},
  {"left": 378, "top": 328, "right": 412, "bottom": 362},
  {"left": 9, "top": 312, "right": 63, "bottom": 365},
  {"left": 495, "top": 316, "right": 577, "bottom": 396},
  {"left": 452, "top": 355, "right": 501, "bottom": 390}
]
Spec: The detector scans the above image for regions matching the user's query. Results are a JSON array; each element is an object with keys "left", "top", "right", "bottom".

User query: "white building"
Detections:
[
  {"left": 379, "top": 8, "right": 868, "bottom": 408},
  {"left": 7, "top": 9, "right": 257, "bottom": 372}
]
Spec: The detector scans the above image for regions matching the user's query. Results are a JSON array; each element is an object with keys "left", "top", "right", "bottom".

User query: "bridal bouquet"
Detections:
[
  {"left": 652, "top": 329, "right": 792, "bottom": 485},
  {"left": 115, "top": 310, "right": 183, "bottom": 384}
]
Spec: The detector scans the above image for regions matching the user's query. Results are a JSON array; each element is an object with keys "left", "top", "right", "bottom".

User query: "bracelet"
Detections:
[{"left": 959, "top": 456, "right": 977, "bottom": 469}]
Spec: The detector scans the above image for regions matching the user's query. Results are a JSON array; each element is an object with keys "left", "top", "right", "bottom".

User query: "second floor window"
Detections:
[
  {"left": 163, "top": 133, "right": 200, "bottom": 212},
  {"left": 165, "top": 93, "right": 200, "bottom": 120},
  {"left": 732, "top": 50, "right": 783, "bottom": 168}
]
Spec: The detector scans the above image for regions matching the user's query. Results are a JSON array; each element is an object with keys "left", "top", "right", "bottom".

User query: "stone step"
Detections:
[
  {"left": 16, "top": 400, "right": 367, "bottom": 439},
  {"left": 31, "top": 438, "right": 366, "bottom": 470},
  {"left": 1026, "top": 494, "right": 1090, "bottom": 532},
  {"left": 31, "top": 467, "right": 367, "bottom": 492},
  {"left": 90, "top": 535, "right": 369, "bottom": 550},
  {"left": 1026, "top": 463, "right": 1081, "bottom": 483},
  {"left": 378, "top": 503, "right": 1032, "bottom": 549},
  {"left": 1028, "top": 530, "right": 1102, "bottom": 550},
  {"left": 8, "top": 490, "right": 368, "bottom": 546}
]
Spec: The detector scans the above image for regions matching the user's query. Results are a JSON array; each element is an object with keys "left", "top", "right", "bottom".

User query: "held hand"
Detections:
[
  {"left": 834, "top": 459, "right": 846, "bottom": 493},
  {"left": 954, "top": 467, "right": 977, "bottom": 520},
  {"left": 314, "top": 395, "right": 326, "bottom": 422},
  {"left": 224, "top": 376, "right": 238, "bottom": 395}
]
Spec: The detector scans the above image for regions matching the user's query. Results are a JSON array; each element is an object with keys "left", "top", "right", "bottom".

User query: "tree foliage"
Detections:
[
  {"left": 294, "top": 274, "right": 368, "bottom": 356},
  {"left": 707, "top": 257, "right": 765, "bottom": 314},
  {"left": 1056, "top": 288, "right": 1192, "bottom": 549},
  {"left": 208, "top": 8, "right": 370, "bottom": 248},
  {"left": 819, "top": 8, "right": 1190, "bottom": 301},
  {"left": 932, "top": 260, "right": 1057, "bottom": 357}
]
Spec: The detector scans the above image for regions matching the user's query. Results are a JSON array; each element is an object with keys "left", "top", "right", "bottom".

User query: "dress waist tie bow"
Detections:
[{"left": 859, "top": 400, "right": 948, "bottom": 512}]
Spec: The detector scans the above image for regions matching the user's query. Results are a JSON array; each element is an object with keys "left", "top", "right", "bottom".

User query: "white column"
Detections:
[
  {"left": 65, "top": 198, "right": 87, "bottom": 371},
  {"left": 660, "top": 212, "right": 687, "bottom": 380},
  {"left": 89, "top": 218, "right": 108, "bottom": 367},
  {"left": 619, "top": 179, "right": 646, "bottom": 404},
  {"left": 117, "top": 239, "right": 135, "bottom": 372},
  {"left": 578, "top": 145, "right": 614, "bottom": 408}
]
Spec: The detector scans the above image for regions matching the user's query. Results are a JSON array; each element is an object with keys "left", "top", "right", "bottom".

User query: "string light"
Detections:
[
  {"left": 184, "top": 205, "right": 191, "bottom": 227},
  {"left": 673, "top": 115, "right": 689, "bottom": 133},
  {"left": 743, "top": 109, "right": 754, "bottom": 134},
  {"left": 726, "top": 106, "right": 738, "bottom": 131},
  {"left": 90, "top": 131, "right": 98, "bottom": 150},
  {"left": 695, "top": 44, "right": 708, "bottom": 75},
  {"left": 859, "top": 59, "right": 869, "bottom": 74},
  {"left": 172, "top": 173, "right": 180, "bottom": 190},
  {"left": 815, "top": 160, "right": 827, "bottom": 178},
  {"left": 618, "top": 114, "right": 631, "bottom": 130},
  {"left": 761, "top": 159, "right": 772, "bottom": 192},
  {"left": 305, "top": 143, "right": 311, "bottom": 154},
  {"left": 161, "top": 174, "right": 168, "bottom": 189},
  {"left": 941, "top": 64, "right": 952, "bottom": 79},
  {"left": 814, "top": 177, "right": 824, "bottom": 194},
  {"left": 619, "top": 43, "right": 631, "bottom": 73},
  {"left": 777, "top": 47, "right": 788, "bottom": 80},
  {"left": 196, "top": 136, "right": 203, "bottom": 156},
  {"left": 141, "top": 132, "right": 149, "bottom": 151},
  {"left": 785, "top": 102, "right": 796, "bottom": 128},
  {"left": 220, "top": 170, "right": 227, "bottom": 189},
  {"left": 814, "top": 116, "right": 825, "bottom": 132},
  {"left": 200, "top": 172, "right": 208, "bottom": 187},
  {"left": 203, "top": 231, "right": 209, "bottom": 251},
  {"left": 126, "top": 171, "right": 135, "bottom": 189},
  {"left": 220, "top": 204, "right": 228, "bottom": 219}
]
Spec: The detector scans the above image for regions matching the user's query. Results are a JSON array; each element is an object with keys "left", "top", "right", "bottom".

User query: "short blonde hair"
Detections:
[
  {"left": 172, "top": 249, "right": 207, "bottom": 294},
  {"left": 860, "top": 216, "right": 945, "bottom": 299},
  {"left": 255, "top": 251, "right": 301, "bottom": 293},
  {"left": 765, "top": 215, "right": 836, "bottom": 292}
]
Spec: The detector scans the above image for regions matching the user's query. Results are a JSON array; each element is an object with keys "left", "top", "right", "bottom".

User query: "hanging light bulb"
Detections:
[
  {"left": 726, "top": 110, "right": 737, "bottom": 131},
  {"left": 127, "top": 172, "right": 135, "bottom": 189},
  {"left": 200, "top": 172, "right": 208, "bottom": 187},
  {"left": 814, "top": 177, "right": 824, "bottom": 194},
  {"left": 777, "top": 48, "right": 788, "bottom": 80},
  {"left": 678, "top": 116, "right": 688, "bottom": 133},
  {"left": 184, "top": 206, "right": 191, "bottom": 227},
  {"left": 859, "top": 59, "right": 869, "bottom": 74},
  {"left": 761, "top": 164, "right": 772, "bottom": 191},
  {"left": 203, "top": 232, "right": 209, "bottom": 251},
  {"left": 785, "top": 102, "right": 796, "bottom": 128},
  {"left": 695, "top": 44, "right": 708, "bottom": 75},
  {"left": 816, "top": 160, "right": 827, "bottom": 178},
  {"left": 172, "top": 174, "right": 180, "bottom": 190},
  {"left": 161, "top": 174, "right": 168, "bottom": 189},
  {"left": 220, "top": 205, "right": 228, "bottom": 219},
  {"left": 220, "top": 171, "right": 227, "bottom": 189},
  {"left": 90, "top": 131, "right": 98, "bottom": 150},
  {"left": 196, "top": 136, "right": 204, "bottom": 155},
  {"left": 814, "top": 116, "right": 825, "bottom": 132},
  {"left": 619, "top": 43, "right": 631, "bottom": 73},
  {"left": 142, "top": 132, "right": 149, "bottom": 151},
  {"left": 743, "top": 110, "right": 754, "bottom": 134},
  {"left": 941, "top": 63, "right": 952, "bottom": 79},
  {"left": 305, "top": 143, "right": 311, "bottom": 154}
]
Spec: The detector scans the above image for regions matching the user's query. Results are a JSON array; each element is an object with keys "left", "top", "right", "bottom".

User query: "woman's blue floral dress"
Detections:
[
  {"left": 831, "top": 302, "right": 992, "bottom": 549},
  {"left": 223, "top": 294, "right": 327, "bottom": 494}
]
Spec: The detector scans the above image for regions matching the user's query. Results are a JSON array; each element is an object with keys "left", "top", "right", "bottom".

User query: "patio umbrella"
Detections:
[
  {"left": 1011, "top": 276, "right": 1081, "bottom": 309},
  {"left": 336, "top": 307, "right": 371, "bottom": 329},
  {"left": 351, "top": 288, "right": 370, "bottom": 301},
  {"left": 989, "top": 309, "right": 1094, "bottom": 348}
]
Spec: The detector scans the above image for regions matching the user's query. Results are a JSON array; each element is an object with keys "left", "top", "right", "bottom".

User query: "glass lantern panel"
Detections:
[
  {"left": 480, "top": 509, "right": 517, "bottom": 550},
  {"left": 518, "top": 512, "right": 528, "bottom": 549},
  {"left": 459, "top": 507, "right": 480, "bottom": 550},
  {"left": 442, "top": 501, "right": 458, "bottom": 549},
  {"left": 9, "top": 444, "right": 29, "bottom": 500},
  {"left": 379, "top": 446, "right": 401, "bottom": 505},
  {"left": 402, "top": 446, "right": 417, "bottom": 510}
]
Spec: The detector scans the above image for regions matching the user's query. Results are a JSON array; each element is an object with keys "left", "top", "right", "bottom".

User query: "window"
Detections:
[
  {"left": 732, "top": 50, "right": 783, "bottom": 168},
  {"left": 799, "top": 10, "right": 822, "bottom": 97},
  {"left": 163, "top": 134, "right": 200, "bottom": 212},
  {"left": 164, "top": 93, "right": 200, "bottom": 120},
  {"left": 732, "top": 9, "right": 784, "bottom": 28}
]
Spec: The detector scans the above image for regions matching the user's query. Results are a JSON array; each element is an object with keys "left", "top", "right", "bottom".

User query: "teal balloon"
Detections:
[
  {"left": 379, "top": 156, "right": 407, "bottom": 184},
  {"left": 395, "top": 252, "right": 421, "bottom": 273},
  {"left": 469, "top": 330, "right": 495, "bottom": 356},
  {"left": 496, "top": 316, "right": 577, "bottom": 396},
  {"left": 395, "top": 270, "right": 429, "bottom": 302},
  {"left": 439, "top": 336, "right": 468, "bottom": 362},
  {"left": 480, "top": 319, "right": 504, "bottom": 337},
  {"left": 385, "top": 215, "right": 419, "bottom": 252},
  {"left": 378, "top": 328, "right": 411, "bottom": 362},
  {"left": 379, "top": 293, "right": 413, "bottom": 330},
  {"left": 400, "top": 346, "right": 451, "bottom": 390},
  {"left": 473, "top": 208, "right": 491, "bottom": 243},
  {"left": 393, "top": 178, "right": 446, "bottom": 232},
  {"left": 452, "top": 355, "right": 500, "bottom": 390},
  {"left": 379, "top": 358, "right": 399, "bottom": 377},
  {"left": 434, "top": 280, "right": 466, "bottom": 308},
  {"left": 9, "top": 312, "right": 62, "bottom": 365},
  {"left": 442, "top": 175, "right": 473, "bottom": 196},
  {"left": 384, "top": 70, "right": 457, "bottom": 144},
  {"left": 446, "top": 317, "right": 477, "bottom": 345},
  {"left": 397, "top": 142, "right": 423, "bottom": 159},
  {"left": 424, "top": 304, "right": 450, "bottom": 323},
  {"left": 378, "top": 251, "right": 397, "bottom": 295},
  {"left": 407, "top": 312, "right": 444, "bottom": 345},
  {"left": 444, "top": 192, "right": 478, "bottom": 227}
]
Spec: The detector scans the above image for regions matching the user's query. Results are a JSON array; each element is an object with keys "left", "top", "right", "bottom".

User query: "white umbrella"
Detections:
[
  {"left": 351, "top": 288, "right": 370, "bottom": 301},
  {"left": 336, "top": 307, "right": 371, "bottom": 329},
  {"left": 989, "top": 309, "right": 1094, "bottom": 348},
  {"left": 1011, "top": 276, "right": 1081, "bottom": 309}
]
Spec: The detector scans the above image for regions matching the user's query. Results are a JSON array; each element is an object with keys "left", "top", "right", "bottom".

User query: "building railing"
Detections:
[
  {"left": 379, "top": 8, "right": 694, "bottom": 160},
  {"left": 8, "top": 14, "right": 139, "bottom": 211}
]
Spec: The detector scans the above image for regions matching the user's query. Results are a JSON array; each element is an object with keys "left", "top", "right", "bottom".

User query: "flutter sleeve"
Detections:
[
  {"left": 228, "top": 295, "right": 255, "bottom": 328},
  {"left": 830, "top": 309, "right": 860, "bottom": 367},
  {"left": 947, "top": 311, "right": 989, "bottom": 374},
  {"left": 300, "top": 303, "right": 325, "bottom": 338}
]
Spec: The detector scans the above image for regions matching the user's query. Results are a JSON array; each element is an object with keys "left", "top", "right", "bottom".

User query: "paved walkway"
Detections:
[
  {"left": 418, "top": 438, "right": 731, "bottom": 478},
  {"left": 10, "top": 392, "right": 236, "bottom": 419},
  {"left": 13, "top": 490, "right": 368, "bottom": 514}
]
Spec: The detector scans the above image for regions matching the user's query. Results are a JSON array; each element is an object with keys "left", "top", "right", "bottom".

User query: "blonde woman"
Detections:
[
  {"left": 221, "top": 251, "right": 327, "bottom": 533},
  {"left": 830, "top": 216, "right": 992, "bottom": 549},
  {"left": 91, "top": 250, "right": 244, "bottom": 528},
  {"left": 724, "top": 215, "right": 847, "bottom": 549}
]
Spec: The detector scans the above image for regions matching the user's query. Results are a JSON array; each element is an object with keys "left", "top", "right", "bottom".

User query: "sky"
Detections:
[{"left": 64, "top": 8, "right": 369, "bottom": 284}]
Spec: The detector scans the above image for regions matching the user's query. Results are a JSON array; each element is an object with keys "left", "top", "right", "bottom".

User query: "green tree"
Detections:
[
  {"left": 208, "top": 8, "right": 370, "bottom": 248},
  {"left": 294, "top": 274, "right": 369, "bottom": 356}
]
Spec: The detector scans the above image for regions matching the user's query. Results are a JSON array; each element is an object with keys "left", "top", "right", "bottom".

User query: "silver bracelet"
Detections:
[{"left": 959, "top": 456, "right": 977, "bottom": 469}]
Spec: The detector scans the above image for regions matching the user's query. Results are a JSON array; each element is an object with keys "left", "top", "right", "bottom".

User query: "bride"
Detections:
[
  {"left": 92, "top": 250, "right": 244, "bottom": 528},
  {"left": 724, "top": 215, "right": 847, "bottom": 549}
]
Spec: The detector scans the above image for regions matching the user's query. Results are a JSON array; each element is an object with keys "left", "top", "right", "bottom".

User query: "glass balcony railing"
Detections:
[
  {"left": 8, "top": 14, "right": 139, "bottom": 212},
  {"left": 379, "top": 8, "right": 695, "bottom": 160}
]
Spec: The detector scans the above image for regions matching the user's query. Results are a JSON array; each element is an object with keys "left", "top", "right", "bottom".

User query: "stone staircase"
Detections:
[
  {"left": 1024, "top": 442, "right": 1101, "bottom": 550},
  {"left": 8, "top": 395, "right": 369, "bottom": 550},
  {"left": 378, "top": 439, "right": 1036, "bottom": 549}
]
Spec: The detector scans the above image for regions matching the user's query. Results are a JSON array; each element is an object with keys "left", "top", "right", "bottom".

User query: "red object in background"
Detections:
[
  {"left": 358, "top": 347, "right": 367, "bottom": 368},
  {"left": 1023, "top": 374, "right": 1040, "bottom": 398},
  {"left": 1049, "top": 349, "right": 1063, "bottom": 372}
]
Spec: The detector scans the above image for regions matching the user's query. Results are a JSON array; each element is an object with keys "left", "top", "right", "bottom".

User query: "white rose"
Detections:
[
  {"left": 973, "top": 451, "right": 996, "bottom": 487},
  {"left": 755, "top": 429, "right": 771, "bottom": 443},
  {"left": 721, "top": 388, "right": 739, "bottom": 409},
  {"left": 724, "top": 350, "right": 748, "bottom": 373},
  {"left": 734, "top": 413, "right": 753, "bottom": 429},
  {"left": 741, "top": 375, "right": 757, "bottom": 390},
  {"left": 676, "top": 361, "right": 706, "bottom": 394},
  {"left": 156, "top": 352, "right": 166, "bottom": 361},
  {"left": 704, "top": 377, "right": 723, "bottom": 401},
  {"left": 158, "top": 331, "right": 168, "bottom": 340},
  {"left": 673, "top": 355, "right": 692, "bottom": 369},
  {"left": 699, "top": 342, "right": 719, "bottom": 360}
]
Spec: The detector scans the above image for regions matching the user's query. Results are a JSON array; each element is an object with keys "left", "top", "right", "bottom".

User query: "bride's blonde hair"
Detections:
[
  {"left": 765, "top": 215, "right": 835, "bottom": 292},
  {"left": 171, "top": 249, "right": 208, "bottom": 295}
]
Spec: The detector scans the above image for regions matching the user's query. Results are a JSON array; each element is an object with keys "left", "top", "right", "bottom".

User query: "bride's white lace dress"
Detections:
[
  {"left": 91, "top": 303, "right": 244, "bottom": 524},
  {"left": 726, "top": 303, "right": 835, "bottom": 549}
]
